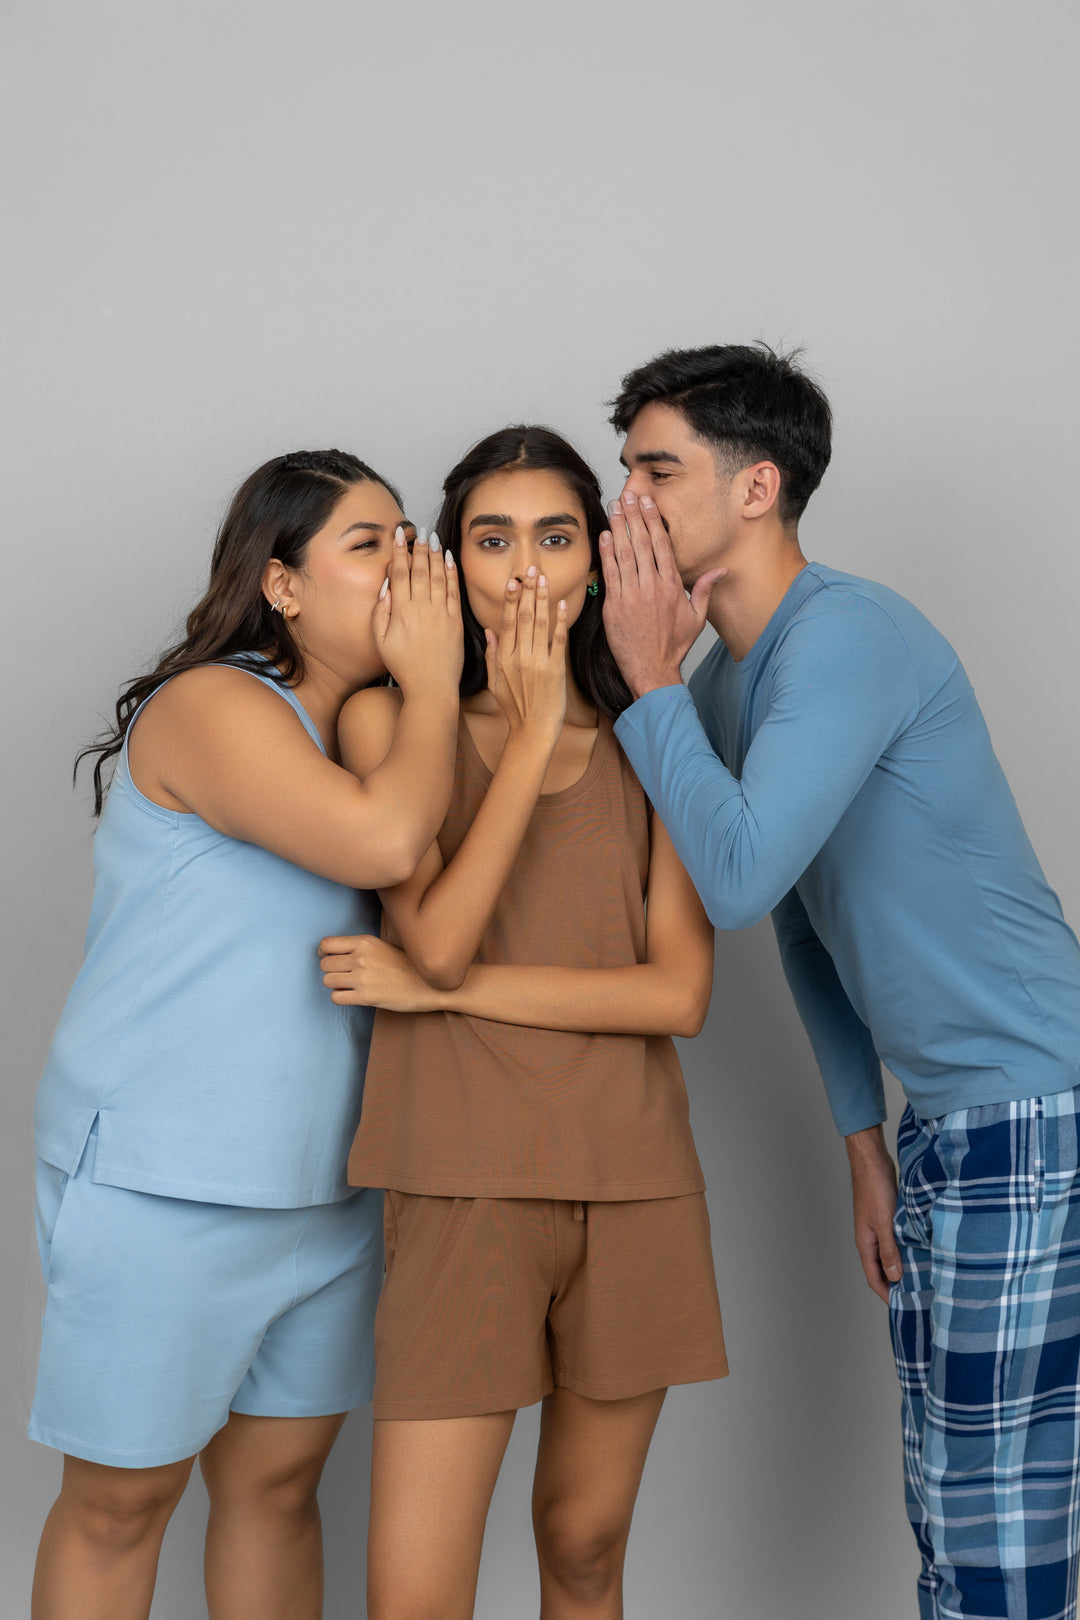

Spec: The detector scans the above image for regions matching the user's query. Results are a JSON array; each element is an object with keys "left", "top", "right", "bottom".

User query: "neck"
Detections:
[
  {"left": 289, "top": 654, "right": 357, "bottom": 759},
  {"left": 704, "top": 528, "right": 809, "bottom": 662}
]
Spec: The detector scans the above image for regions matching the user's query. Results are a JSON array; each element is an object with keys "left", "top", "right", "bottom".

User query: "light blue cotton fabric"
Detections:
[
  {"left": 614, "top": 564, "right": 1080, "bottom": 1134},
  {"left": 33, "top": 659, "right": 381, "bottom": 1204},
  {"left": 30, "top": 1125, "right": 383, "bottom": 1467}
]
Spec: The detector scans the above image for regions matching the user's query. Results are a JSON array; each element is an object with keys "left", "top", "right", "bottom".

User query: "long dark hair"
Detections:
[
  {"left": 435, "top": 425, "right": 632, "bottom": 719},
  {"left": 77, "top": 449, "right": 401, "bottom": 815}
]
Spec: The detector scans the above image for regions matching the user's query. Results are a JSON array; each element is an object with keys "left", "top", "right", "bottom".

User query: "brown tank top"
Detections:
[{"left": 347, "top": 712, "right": 705, "bottom": 1201}]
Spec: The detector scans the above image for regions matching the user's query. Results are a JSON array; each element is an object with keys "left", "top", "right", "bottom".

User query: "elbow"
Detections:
[
  {"left": 705, "top": 889, "right": 772, "bottom": 933},
  {"left": 361, "top": 827, "right": 425, "bottom": 890},
  {"left": 667, "top": 977, "right": 712, "bottom": 1039},
  {"left": 410, "top": 950, "right": 469, "bottom": 994}
]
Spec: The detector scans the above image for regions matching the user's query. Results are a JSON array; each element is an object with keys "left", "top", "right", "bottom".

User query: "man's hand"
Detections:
[
  {"left": 845, "top": 1124, "right": 902, "bottom": 1302},
  {"left": 599, "top": 490, "right": 725, "bottom": 700}
]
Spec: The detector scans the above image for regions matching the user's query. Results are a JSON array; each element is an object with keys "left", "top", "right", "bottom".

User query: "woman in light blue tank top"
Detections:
[{"left": 29, "top": 450, "right": 463, "bottom": 1620}]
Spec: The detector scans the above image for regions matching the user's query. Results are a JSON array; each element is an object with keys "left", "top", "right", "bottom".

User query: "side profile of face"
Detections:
[
  {"left": 459, "top": 467, "right": 595, "bottom": 640},
  {"left": 619, "top": 401, "right": 736, "bottom": 584},
  {"left": 267, "top": 479, "right": 413, "bottom": 685}
]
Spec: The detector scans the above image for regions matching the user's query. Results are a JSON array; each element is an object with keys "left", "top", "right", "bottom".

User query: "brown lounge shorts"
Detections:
[{"left": 372, "top": 1190, "right": 728, "bottom": 1420}]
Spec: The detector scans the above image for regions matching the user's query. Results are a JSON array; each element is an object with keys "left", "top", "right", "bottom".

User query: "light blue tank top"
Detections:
[{"left": 33, "top": 660, "right": 380, "bottom": 1207}]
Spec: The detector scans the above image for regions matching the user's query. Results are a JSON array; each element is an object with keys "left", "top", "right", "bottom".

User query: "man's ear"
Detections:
[
  {"left": 739, "top": 461, "right": 782, "bottom": 520},
  {"left": 261, "top": 558, "right": 295, "bottom": 616}
]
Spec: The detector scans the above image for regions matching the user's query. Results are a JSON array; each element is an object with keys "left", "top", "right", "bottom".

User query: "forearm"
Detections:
[
  {"left": 395, "top": 730, "right": 556, "bottom": 988},
  {"left": 435, "top": 960, "right": 710, "bottom": 1038},
  {"left": 359, "top": 690, "right": 461, "bottom": 882}
]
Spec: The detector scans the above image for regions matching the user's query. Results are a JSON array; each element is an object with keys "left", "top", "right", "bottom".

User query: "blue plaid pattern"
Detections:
[{"left": 891, "top": 1088, "right": 1080, "bottom": 1619}]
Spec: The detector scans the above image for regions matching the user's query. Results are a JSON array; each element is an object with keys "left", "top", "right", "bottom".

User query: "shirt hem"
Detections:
[
  {"left": 902, "top": 1063, "right": 1080, "bottom": 1124},
  {"left": 33, "top": 1135, "right": 362, "bottom": 1209},
  {"left": 347, "top": 1168, "right": 706, "bottom": 1201}
]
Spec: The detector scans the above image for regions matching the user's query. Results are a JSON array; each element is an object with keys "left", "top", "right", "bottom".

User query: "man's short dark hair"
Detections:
[{"left": 609, "top": 343, "right": 832, "bottom": 525}]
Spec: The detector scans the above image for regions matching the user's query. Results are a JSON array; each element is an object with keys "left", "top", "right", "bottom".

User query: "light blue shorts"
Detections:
[{"left": 28, "top": 1124, "right": 383, "bottom": 1469}]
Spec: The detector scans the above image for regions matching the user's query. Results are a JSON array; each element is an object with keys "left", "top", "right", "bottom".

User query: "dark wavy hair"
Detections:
[
  {"left": 609, "top": 342, "right": 832, "bottom": 525},
  {"left": 76, "top": 449, "right": 401, "bottom": 814},
  {"left": 434, "top": 425, "right": 633, "bottom": 719}
]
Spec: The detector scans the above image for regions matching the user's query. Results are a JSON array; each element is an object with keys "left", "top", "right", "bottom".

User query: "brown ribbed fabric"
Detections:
[{"left": 348, "top": 713, "right": 706, "bottom": 1201}]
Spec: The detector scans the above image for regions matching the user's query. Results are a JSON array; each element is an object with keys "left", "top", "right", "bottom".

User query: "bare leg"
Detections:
[
  {"left": 32, "top": 1453, "right": 195, "bottom": 1620},
  {"left": 200, "top": 1411, "right": 347, "bottom": 1620},
  {"left": 367, "top": 1412, "right": 518, "bottom": 1620},
  {"left": 532, "top": 1387, "right": 667, "bottom": 1620}
]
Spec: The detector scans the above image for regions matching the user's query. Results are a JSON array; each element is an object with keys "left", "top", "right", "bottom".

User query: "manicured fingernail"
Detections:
[
  {"left": 378, "top": 578, "right": 389, "bottom": 599},
  {"left": 558, "top": 599, "right": 567, "bottom": 611},
  {"left": 394, "top": 526, "right": 405, "bottom": 545},
  {"left": 507, "top": 579, "right": 518, "bottom": 592},
  {"left": 417, "top": 527, "right": 428, "bottom": 546},
  {"left": 608, "top": 500, "right": 621, "bottom": 516},
  {"left": 526, "top": 565, "right": 537, "bottom": 579},
  {"left": 445, "top": 549, "right": 454, "bottom": 569},
  {"left": 538, "top": 574, "right": 547, "bottom": 589},
  {"left": 640, "top": 495, "right": 654, "bottom": 509},
  {"left": 429, "top": 531, "right": 441, "bottom": 553},
  {"left": 623, "top": 489, "right": 637, "bottom": 505}
]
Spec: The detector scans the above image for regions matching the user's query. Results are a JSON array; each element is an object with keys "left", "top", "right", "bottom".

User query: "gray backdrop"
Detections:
[{"left": 3, "top": 2, "right": 1078, "bottom": 1616}]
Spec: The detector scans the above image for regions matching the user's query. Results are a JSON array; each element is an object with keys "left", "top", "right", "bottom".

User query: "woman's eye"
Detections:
[
  {"left": 540, "top": 533, "right": 571, "bottom": 547},
  {"left": 478, "top": 535, "right": 507, "bottom": 549},
  {"left": 351, "top": 539, "right": 379, "bottom": 551}
]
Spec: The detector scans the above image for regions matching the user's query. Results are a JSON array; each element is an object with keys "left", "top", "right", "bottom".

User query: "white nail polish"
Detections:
[
  {"left": 378, "top": 579, "right": 389, "bottom": 599},
  {"left": 429, "top": 531, "right": 440, "bottom": 553},
  {"left": 445, "top": 549, "right": 455, "bottom": 569}
]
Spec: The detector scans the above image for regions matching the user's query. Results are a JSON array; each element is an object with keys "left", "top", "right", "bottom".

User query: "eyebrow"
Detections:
[
  {"left": 467, "top": 512, "right": 581, "bottom": 531},
  {"left": 339, "top": 520, "right": 416, "bottom": 538},
  {"left": 617, "top": 450, "right": 686, "bottom": 470}
]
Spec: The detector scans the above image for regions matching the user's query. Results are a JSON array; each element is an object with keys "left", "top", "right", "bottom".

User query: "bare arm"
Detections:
[
  {"left": 320, "top": 818, "right": 715, "bottom": 1037},
  {"left": 129, "top": 538, "right": 462, "bottom": 890},
  {"left": 350, "top": 570, "right": 569, "bottom": 990}
]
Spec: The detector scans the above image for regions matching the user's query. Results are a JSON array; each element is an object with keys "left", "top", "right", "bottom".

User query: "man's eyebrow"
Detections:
[{"left": 624, "top": 450, "right": 685, "bottom": 467}]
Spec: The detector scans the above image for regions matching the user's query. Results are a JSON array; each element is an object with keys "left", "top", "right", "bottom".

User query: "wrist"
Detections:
[
  {"left": 397, "top": 681, "right": 459, "bottom": 713},
  {"left": 845, "top": 1123, "right": 891, "bottom": 1170},
  {"left": 628, "top": 670, "right": 684, "bottom": 702}
]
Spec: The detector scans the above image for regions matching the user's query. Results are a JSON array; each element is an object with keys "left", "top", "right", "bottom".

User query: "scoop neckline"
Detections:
[{"left": 458, "top": 708, "right": 611, "bottom": 806}]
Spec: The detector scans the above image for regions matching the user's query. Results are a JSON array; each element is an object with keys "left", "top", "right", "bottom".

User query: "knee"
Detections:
[
  {"left": 534, "top": 1502, "right": 626, "bottom": 1600},
  {"left": 206, "top": 1453, "right": 324, "bottom": 1524},
  {"left": 64, "top": 1473, "right": 186, "bottom": 1555}
]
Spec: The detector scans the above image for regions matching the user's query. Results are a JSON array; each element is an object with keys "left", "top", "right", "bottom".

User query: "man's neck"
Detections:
[{"left": 704, "top": 534, "right": 809, "bottom": 662}]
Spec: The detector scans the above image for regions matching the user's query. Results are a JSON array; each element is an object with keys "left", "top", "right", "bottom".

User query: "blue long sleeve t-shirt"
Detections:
[{"left": 613, "top": 563, "right": 1080, "bottom": 1135}]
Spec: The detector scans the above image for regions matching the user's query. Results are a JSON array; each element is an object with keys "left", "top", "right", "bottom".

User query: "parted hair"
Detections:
[
  {"left": 609, "top": 342, "right": 832, "bottom": 525},
  {"left": 76, "top": 449, "right": 401, "bottom": 815},
  {"left": 434, "top": 425, "right": 633, "bottom": 720}
]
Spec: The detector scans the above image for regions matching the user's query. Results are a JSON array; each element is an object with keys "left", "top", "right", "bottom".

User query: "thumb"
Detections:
[
  {"left": 372, "top": 576, "right": 391, "bottom": 643},
  {"left": 689, "top": 568, "right": 727, "bottom": 621},
  {"left": 484, "top": 627, "right": 497, "bottom": 690}
]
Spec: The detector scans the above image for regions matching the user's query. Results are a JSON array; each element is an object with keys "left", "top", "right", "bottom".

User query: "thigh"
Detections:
[
  {"left": 200, "top": 1411, "right": 347, "bottom": 1503},
  {"left": 232, "top": 1186, "right": 384, "bottom": 1420},
  {"left": 29, "top": 1134, "right": 309, "bottom": 1468},
  {"left": 367, "top": 1413, "right": 516, "bottom": 1620},
  {"left": 921, "top": 1092, "right": 1080, "bottom": 1617},
  {"left": 548, "top": 1195, "right": 727, "bottom": 1402},
  {"left": 373, "top": 1192, "right": 555, "bottom": 1421},
  {"left": 533, "top": 1385, "right": 666, "bottom": 1530}
]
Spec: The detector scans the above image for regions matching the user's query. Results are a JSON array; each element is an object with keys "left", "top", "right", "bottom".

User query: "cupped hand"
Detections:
[
  {"left": 599, "top": 492, "right": 725, "bottom": 700},
  {"left": 319, "top": 933, "right": 443, "bottom": 1012},
  {"left": 484, "top": 567, "right": 568, "bottom": 741},
  {"left": 375, "top": 528, "right": 463, "bottom": 696}
]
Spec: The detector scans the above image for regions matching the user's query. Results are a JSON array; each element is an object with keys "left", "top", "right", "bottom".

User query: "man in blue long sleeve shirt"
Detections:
[{"left": 598, "top": 343, "right": 1080, "bottom": 1620}]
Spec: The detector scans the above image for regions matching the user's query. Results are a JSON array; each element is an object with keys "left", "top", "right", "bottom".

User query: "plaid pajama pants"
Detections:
[{"left": 891, "top": 1088, "right": 1080, "bottom": 1620}]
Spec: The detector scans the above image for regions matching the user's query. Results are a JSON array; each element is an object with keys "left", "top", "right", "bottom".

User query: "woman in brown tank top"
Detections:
[{"left": 320, "top": 428, "right": 726, "bottom": 1620}]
